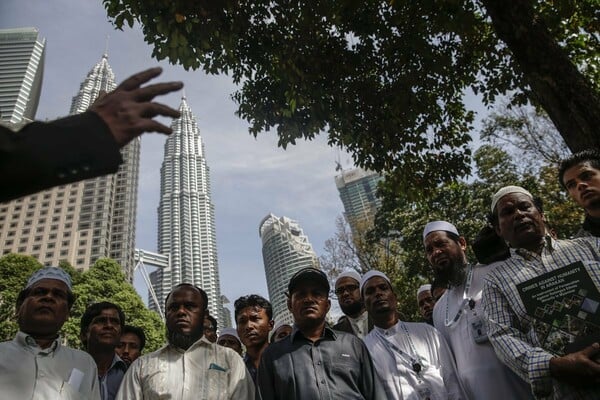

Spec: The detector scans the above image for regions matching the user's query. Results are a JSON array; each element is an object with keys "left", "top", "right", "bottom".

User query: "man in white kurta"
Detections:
[
  {"left": 425, "top": 221, "right": 533, "bottom": 399},
  {"left": 0, "top": 266, "right": 100, "bottom": 400},
  {"left": 116, "top": 336, "right": 253, "bottom": 400},
  {"left": 361, "top": 270, "right": 465, "bottom": 400},
  {"left": 116, "top": 283, "right": 254, "bottom": 400}
]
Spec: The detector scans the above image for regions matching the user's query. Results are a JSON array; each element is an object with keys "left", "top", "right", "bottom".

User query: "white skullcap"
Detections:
[
  {"left": 491, "top": 186, "right": 533, "bottom": 212},
  {"left": 26, "top": 266, "right": 72, "bottom": 291},
  {"left": 335, "top": 270, "right": 361, "bottom": 285},
  {"left": 417, "top": 284, "right": 432, "bottom": 297},
  {"left": 360, "top": 270, "right": 392, "bottom": 293},
  {"left": 423, "top": 221, "right": 459, "bottom": 240},
  {"left": 218, "top": 327, "right": 240, "bottom": 342},
  {"left": 269, "top": 320, "right": 292, "bottom": 340}
]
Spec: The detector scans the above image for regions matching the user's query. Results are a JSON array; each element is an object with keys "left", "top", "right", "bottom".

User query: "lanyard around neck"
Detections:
[
  {"left": 444, "top": 265, "right": 474, "bottom": 327},
  {"left": 376, "top": 322, "right": 424, "bottom": 375}
]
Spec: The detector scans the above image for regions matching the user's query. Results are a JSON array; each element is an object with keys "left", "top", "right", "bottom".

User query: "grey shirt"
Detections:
[
  {"left": 257, "top": 325, "right": 385, "bottom": 400},
  {"left": 99, "top": 354, "right": 127, "bottom": 400}
]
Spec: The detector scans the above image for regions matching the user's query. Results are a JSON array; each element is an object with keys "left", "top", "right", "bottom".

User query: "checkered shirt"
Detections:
[{"left": 482, "top": 235, "right": 600, "bottom": 400}]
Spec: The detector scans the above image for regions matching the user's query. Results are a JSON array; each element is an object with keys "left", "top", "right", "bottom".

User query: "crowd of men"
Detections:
[{"left": 2, "top": 72, "right": 600, "bottom": 400}]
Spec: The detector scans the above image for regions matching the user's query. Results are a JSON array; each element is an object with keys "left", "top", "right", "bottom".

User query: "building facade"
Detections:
[
  {"left": 150, "top": 97, "right": 224, "bottom": 323},
  {"left": 0, "top": 54, "right": 140, "bottom": 278},
  {"left": 0, "top": 27, "right": 45, "bottom": 125},
  {"left": 259, "top": 214, "right": 319, "bottom": 325},
  {"left": 334, "top": 167, "right": 383, "bottom": 233}
]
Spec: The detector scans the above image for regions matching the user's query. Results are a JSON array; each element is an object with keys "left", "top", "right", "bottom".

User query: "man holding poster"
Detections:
[{"left": 483, "top": 185, "right": 600, "bottom": 400}]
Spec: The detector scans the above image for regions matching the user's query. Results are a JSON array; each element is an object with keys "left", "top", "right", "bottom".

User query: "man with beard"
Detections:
[
  {"left": 483, "top": 186, "right": 600, "bottom": 399},
  {"left": 0, "top": 267, "right": 100, "bottom": 399},
  {"left": 416, "top": 284, "right": 435, "bottom": 325},
  {"left": 234, "top": 295, "right": 274, "bottom": 383},
  {"left": 80, "top": 302, "right": 128, "bottom": 400},
  {"left": 424, "top": 221, "right": 531, "bottom": 400},
  {"left": 362, "top": 270, "right": 464, "bottom": 400},
  {"left": 559, "top": 150, "right": 600, "bottom": 237},
  {"left": 257, "top": 267, "right": 385, "bottom": 400},
  {"left": 115, "top": 325, "right": 145, "bottom": 367},
  {"left": 116, "top": 283, "right": 254, "bottom": 399},
  {"left": 333, "top": 270, "right": 373, "bottom": 339}
]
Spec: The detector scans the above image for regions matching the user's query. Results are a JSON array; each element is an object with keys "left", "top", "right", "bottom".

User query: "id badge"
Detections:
[
  {"left": 470, "top": 314, "right": 489, "bottom": 343},
  {"left": 415, "top": 382, "right": 432, "bottom": 400}
]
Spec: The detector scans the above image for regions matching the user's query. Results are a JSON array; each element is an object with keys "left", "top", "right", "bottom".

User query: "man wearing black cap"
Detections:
[{"left": 257, "top": 267, "right": 384, "bottom": 400}]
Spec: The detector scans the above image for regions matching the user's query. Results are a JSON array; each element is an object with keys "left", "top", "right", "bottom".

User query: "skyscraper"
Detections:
[
  {"left": 259, "top": 214, "right": 319, "bottom": 324},
  {"left": 0, "top": 54, "right": 140, "bottom": 278},
  {"left": 0, "top": 27, "right": 45, "bottom": 125},
  {"left": 150, "top": 97, "right": 223, "bottom": 323},
  {"left": 335, "top": 167, "right": 384, "bottom": 233}
]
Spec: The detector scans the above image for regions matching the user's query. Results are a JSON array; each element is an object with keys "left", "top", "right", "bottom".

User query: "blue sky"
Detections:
[{"left": 1, "top": 0, "right": 354, "bottom": 315}]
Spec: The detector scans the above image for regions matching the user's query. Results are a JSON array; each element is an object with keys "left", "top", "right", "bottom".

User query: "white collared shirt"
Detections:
[{"left": 116, "top": 337, "right": 254, "bottom": 400}]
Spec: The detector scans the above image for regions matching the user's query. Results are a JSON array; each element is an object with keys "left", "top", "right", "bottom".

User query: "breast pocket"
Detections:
[{"left": 203, "top": 368, "right": 230, "bottom": 400}]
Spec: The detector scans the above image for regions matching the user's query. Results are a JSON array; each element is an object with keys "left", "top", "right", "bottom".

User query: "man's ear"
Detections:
[
  {"left": 286, "top": 294, "right": 292, "bottom": 312},
  {"left": 268, "top": 319, "right": 275, "bottom": 331},
  {"left": 459, "top": 236, "right": 467, "bottom": 251},
  {"left": 326, "top": 299, "right": 331, "bottom": 313}
]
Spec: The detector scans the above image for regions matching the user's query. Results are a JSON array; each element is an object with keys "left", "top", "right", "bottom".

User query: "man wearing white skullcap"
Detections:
[
  {"left": 0, "top": 267, "right": 101, "bottom": 399},
  {"left": 361, "top": 270, "right": 465, "bottom": 400},
  {"left": 416, "top": 284, "right": 436, "bottom": 325},
  {"left": 483, "top": 186, "right": 600, "bottom": 399},
  {"left": 218, "top": 327, "right": 243, "bottom": 356},
  {"left": 333, "top": 270, "right": 373, "bottom": 339},
  {"left": 423, "top": 221, "right": 532, "bottom": 400}
]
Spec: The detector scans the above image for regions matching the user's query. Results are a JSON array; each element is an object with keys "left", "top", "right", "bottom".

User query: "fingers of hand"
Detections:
[
  {"left": 133, "top": 119, "right": 173, "bottom": 135},
  {"left": 118, "top": 67, "right": 163, "bottom": 91},
  {"left": 141, "top": 102, "right": 181, "bottom": 119},
  {"left": 134, "top": 81, "right": 184, "bottom": 102}
]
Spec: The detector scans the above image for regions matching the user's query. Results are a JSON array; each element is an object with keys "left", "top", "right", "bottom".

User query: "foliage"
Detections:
[
  {"left": 481, "top": 104, "right": 571, "bottom": 169},
  {"left": 320, "top": 215, "right": 420, "bottom": 321},
  {"left": 62, "top": 258, "right": 165, "bottom": 352},
  {"left": 0, "top": 256, "right": 165, "bottom": 353},
  {"left": 103, "top": 0, "right": 600, "bottom": 192},
  {"left": 0, "top": 254, "right": 42, "bottom": 340}
]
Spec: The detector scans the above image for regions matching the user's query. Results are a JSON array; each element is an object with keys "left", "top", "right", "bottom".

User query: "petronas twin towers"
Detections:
[{"left": 151, "top": 97, "right": 224, "bottom": 321}]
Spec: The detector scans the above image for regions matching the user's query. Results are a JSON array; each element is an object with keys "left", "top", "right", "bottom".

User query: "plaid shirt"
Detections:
[{"left": 482, "top": 235, "right": 600, "bottom": 400}]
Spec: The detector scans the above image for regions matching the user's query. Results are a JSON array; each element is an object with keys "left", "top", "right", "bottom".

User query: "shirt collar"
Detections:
[
  {"left": 167, "top": 335, "right": 213, "bottom": 353},
  {"left": 16, "top": 331, "right": 60, "bottom": 353},
  {"left": 347, "top": 310, "right": 368, "bottom": 324},
  {"left": 513, "top": 234, "right": 554, "bottom": 260},
  {"left": 290, "top": 324, "right": 337, "bottom": 342},
  {"left": 109, "top": 354, "right": 128, "bottom": 372}
]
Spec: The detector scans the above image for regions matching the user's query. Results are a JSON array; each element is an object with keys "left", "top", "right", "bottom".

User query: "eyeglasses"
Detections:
[{"left": 334, "top": 284, "right": 359, "bottom": 295}]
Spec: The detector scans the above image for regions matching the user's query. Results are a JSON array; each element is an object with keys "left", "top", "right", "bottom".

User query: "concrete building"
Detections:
[
  {"left": 149, "top": 97, "right": 224, "bottom": 323},
  {"left": 0, "top": 27, "right": 45, "bottom": 125},
  {"left": 334, "top": 167, "right": 383, "bottom": 233},
  {"left": 0, "top": 54, "right": 140, "bottom": 278},
  {"left": 259, "top": 214, "right": 319, "bottom": 324}
]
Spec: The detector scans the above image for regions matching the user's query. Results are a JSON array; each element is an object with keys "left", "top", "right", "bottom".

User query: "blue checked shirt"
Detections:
[{"left": 482, "top": 235, "right": 600, "bottom": 400}]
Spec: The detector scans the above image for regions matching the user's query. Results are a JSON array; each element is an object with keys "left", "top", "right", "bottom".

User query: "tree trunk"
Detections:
[{"left": 482, "top": 0, "right": 600, "bottom": 152}]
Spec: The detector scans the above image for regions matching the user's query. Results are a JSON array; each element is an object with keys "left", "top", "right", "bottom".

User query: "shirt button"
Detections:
[
  {"left": 321, "top": 380, "right": 325, "bottom": 384},
  {"left": 317, "top": 361, "right": 321, "bottom": 365}
]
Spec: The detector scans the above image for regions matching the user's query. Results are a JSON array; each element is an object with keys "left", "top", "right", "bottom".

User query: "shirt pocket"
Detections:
[{"left": 203, "top": 368, "right": 230, "bottom": 400}]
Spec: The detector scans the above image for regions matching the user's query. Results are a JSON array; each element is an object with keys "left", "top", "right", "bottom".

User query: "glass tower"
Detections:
[{"left": 259, "top": 214, "right": 319, "bottom": 324}]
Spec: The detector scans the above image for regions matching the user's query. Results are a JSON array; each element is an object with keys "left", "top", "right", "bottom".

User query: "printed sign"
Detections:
[{"left": 517, "top": 261, "right": 600, "bottom": 356}]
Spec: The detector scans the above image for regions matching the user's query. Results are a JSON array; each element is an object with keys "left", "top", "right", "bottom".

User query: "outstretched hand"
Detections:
[{"left": 90, "top": 67, "right": 183, "bottom": 146}]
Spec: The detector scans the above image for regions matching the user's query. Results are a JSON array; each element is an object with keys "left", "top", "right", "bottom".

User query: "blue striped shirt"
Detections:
[{"left": 482, "top": 236, "right": 600, "bottom": 399}]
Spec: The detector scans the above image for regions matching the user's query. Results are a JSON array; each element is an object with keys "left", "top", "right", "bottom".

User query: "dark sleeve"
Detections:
[
  {"left": 0, "top": 111, "right": 122, "bottom": 202},
  {"left": 257, "top": 347, "right": 275, "bottom": 400},
  {"left": 356, "top": 338, "right": 386, "bottom": 400}
]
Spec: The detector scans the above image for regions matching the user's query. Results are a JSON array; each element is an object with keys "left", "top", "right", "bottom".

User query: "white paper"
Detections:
[{"left": 67, "top": 368, "right": 84, "bottom": 392}]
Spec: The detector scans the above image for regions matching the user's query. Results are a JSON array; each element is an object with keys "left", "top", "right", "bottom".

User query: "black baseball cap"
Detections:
[{"left": 288, "top": 267, "right": 330, "bottom": 294}]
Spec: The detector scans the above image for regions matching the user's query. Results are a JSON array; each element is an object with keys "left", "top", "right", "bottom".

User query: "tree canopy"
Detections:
[
  {"left": 0, "top": 256, "right": 165, "bottom": 352},
  {"left": 103, "top": 0, "right": 599, "bottom": 191}
]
